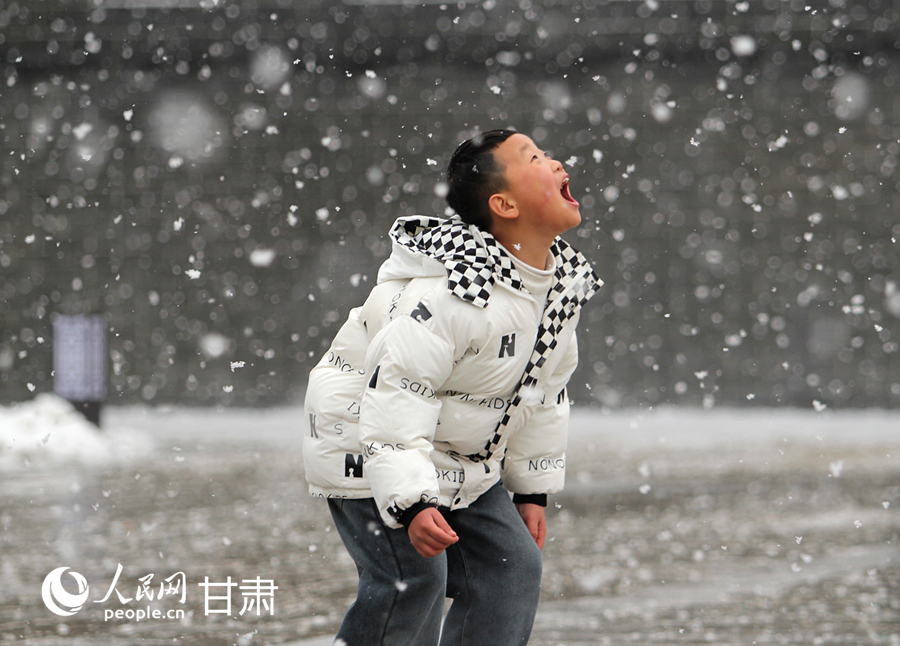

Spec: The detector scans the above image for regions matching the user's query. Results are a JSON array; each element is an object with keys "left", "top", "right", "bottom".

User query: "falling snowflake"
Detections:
[{"left": 249, "top": 248, "right": 277, "bottom": 268}]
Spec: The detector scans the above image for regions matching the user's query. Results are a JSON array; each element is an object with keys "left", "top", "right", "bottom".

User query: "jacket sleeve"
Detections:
[
  {"left": 359, "top": 313, "right": 455, "bottom": 528},
  {"left": 501, "top": 331, "right": 579, "bottom": 500}
]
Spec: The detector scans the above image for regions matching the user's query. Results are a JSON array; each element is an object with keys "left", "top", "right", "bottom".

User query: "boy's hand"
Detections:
[
  {"left": 408, "top": 508, "right": 459, "bottom": 558},
  {"left": 515, "top": 503, "right": 547, "bottom": 550}
]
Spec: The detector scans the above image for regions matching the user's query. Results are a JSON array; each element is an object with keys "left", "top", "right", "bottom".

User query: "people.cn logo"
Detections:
[{"left": 41, "top": 567, "right": 90, "bottom": 617}]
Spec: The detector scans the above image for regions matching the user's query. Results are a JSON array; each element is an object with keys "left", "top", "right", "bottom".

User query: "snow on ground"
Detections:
[
  {"left": 3, "top": 398, "right": 896, "bottom": 471},
  {"left": 0, "top": 394, "right": 153, "bottom": 470},
  {"left": 104, "top": 402, "right": 899, "bottom": 451},
  {"left": 568, "top": 406, "right": 899, "bottom": 450},
  {"left": 2, "top": 400, "right": 895, "bottom": 646}
]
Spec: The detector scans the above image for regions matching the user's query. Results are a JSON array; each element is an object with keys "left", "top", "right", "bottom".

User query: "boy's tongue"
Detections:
[{"left": 561, "top": 180, "right": 579, "bottom": 206}]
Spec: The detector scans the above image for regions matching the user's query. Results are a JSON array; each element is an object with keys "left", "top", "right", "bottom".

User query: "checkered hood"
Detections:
[
  {"left": 387, "top": 215, "right": 600, "bottom": 310},
  {"left": 388, "top": 215, "right": 523, "bottom": 308}
]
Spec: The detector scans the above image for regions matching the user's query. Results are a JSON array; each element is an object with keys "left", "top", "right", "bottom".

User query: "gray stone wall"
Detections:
[{"left": 1, "top": 0, "right": 898, "bottom": 407}]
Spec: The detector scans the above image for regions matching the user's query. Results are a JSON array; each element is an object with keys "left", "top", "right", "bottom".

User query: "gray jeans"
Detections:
[{"left": 327, "top": 482, "right": 543, "bottom": 646}]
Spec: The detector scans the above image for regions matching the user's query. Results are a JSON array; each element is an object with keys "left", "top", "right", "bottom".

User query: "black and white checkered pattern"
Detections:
[
  {"left": 389, "top": 215, "right": 602, "bottom": 463},
  {"left": 477, "top": 261, "right": 599, "bottom": 461},
  {"left": 391, "top": 216, "right": 523, "bottom": 308}
]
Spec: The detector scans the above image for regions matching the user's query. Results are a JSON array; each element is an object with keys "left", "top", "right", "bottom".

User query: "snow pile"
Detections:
[
  {"left": 569, "top": 406, "right": 899, "bottom": 450},
  {"left": 0, "top": 394, "right": 153, "bottom": 469}
]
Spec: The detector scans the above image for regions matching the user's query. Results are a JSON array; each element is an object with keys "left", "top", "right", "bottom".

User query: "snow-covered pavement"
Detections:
[{"left": 1, "top": 398, "right": 897, "bottom": 645}]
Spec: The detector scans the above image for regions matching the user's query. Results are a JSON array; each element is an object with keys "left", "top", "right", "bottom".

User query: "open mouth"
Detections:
[{"left": 561, "top": 177, "right": 579, "bottom": 206}]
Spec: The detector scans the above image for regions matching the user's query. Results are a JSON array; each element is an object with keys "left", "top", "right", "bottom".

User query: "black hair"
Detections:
[{"left": 445, "top": 129, "right": 517, "bottom": 232}]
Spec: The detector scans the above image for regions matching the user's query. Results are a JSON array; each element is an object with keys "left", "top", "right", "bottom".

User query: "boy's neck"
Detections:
[{"left": 492, "top": 229, "right": 554, "bottom": 270}]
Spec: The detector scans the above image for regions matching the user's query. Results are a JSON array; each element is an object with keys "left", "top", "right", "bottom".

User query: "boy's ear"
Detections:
[{"left": 488, "top": 192, "right": 518, "bottom": 222}]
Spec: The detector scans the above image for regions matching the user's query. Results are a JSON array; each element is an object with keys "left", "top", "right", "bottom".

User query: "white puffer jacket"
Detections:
[{"left": 303, "top": 215, "right": 601, "bottom": 528}]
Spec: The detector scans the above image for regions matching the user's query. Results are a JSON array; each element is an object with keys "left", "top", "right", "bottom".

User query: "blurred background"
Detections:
[{"left": 1, "top": 0, "right": 898, "bottom": 410}]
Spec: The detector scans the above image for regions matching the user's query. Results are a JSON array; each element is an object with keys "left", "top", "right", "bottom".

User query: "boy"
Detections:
[{"left": 303, "top": 129, "right": 601, "bottom": 645}]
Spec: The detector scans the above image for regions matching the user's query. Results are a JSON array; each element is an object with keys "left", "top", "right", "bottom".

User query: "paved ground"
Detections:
[{"left": 2, "top": 407, "right": 898, "bottom": 645}]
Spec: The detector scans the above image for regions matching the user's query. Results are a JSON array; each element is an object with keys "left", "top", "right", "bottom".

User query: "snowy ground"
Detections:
[{"left": 1, "top": 397, "right": 897, "bottom": 645}]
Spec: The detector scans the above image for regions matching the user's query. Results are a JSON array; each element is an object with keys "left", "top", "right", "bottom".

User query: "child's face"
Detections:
[{"left": 491, "top": 133, "right": 582, "bottom": 237}]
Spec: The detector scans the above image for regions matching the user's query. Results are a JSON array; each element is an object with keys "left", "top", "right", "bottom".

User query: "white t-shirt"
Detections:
[{"left": 498, "top": 243, "right": 556, "bottom": 309}]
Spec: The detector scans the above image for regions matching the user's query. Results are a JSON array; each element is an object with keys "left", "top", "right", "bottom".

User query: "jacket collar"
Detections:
[{"left": 388, "top": 215, "right": 601, "bottom": 311}]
